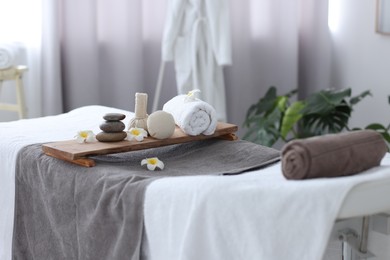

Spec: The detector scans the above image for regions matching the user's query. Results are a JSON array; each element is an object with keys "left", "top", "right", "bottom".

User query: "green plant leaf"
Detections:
[
  {"left": 300, "top": 101, "right": 351, "bottom": 137},
  {"left": 383, "top": 132, "right": 390, "bottom": 144},
  {"left": 255, "top": 128, "right": 278, "bottom": 147},
  {"left": 242, "top": 103, "right": 283, "bottom": 147},
  {"left": 244, "top": 86, "right": 278, "bottom": 126},
  {"left": 285, "top": 89, "right": 298, "bottom": 98},
  {"left": 280, "top": 101, "right": 305, "bottom": 139},
  {"left": 365, "top": 123, "right": 390, "bottom": 144},
  {"left": 302, "top": 88, "right": 351, "bottom": 115},
  {"left": 243, "top": 86, "right": 289, "bottom": 147},
  {"left": 243, "top": 114, "right": 264, "bottom": 127},
  {"left": 256, "top": 86, "right": 278, "bottom": 115},
  {"left": 365, "top": 123, "right": 387, "bottom": 131},
  {"left": 300, "top": 89, "right": 353, "bottom": 137},
  {"left": 244, "top": 104, "right": 257, "bottom": 126},
  {"left": 276, "top": 96, "right": 288, "bottom": 112},
  {"left": 349, "top": 90, "right": 371, "bottom": 106}
]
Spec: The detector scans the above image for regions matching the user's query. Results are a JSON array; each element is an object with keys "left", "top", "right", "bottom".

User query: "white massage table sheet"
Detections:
[
  {"left": 0, "top": 106, "right": 133, "bottom": 260},
  {"left": 1, "top": 105, "right": 389, "bottom": 260},
  {"left": 144, "top": 155, "right": 390, "bottom": 260}
]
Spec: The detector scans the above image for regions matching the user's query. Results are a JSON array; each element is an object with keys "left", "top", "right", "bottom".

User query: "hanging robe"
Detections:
[{"left": 161, "top": 0, "right": 232, "bottom": 121}]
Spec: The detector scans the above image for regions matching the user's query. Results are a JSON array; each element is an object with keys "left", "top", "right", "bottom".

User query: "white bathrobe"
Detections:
[{"left": 162, "top": 0, "right": 232, "bottom": 122}]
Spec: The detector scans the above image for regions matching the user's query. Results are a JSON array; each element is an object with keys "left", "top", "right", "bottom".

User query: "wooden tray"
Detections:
[{"left": 42, "top": 122, "right": 238, "bottom": 167}]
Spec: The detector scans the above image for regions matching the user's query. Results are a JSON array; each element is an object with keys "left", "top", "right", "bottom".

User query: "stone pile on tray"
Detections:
[{"left": 96, "top": 113, "right": 127, "bottom": 142}]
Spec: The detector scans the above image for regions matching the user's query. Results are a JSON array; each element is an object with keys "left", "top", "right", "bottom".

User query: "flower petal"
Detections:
[
  {"left": 76, "top": 136, "right": 85, "bottom": 143},
  {"left": 75, "top": 130, "right": 96, "bottom": 143},
  {"left": 184, "top": 89, "right": 201, "bottom": 102},
  {"left": 86, "top": 137, "right": 95, "bottom": 142},
  {"left": 156, "top": 160, "right": 164, "bottom": 170},
  {"left": 147, "top": 163, "right": 156, "bottom": 171},
  {"left": 86, "top": 133, "right": 96, "bottom": 142},
  {"left": 141, "top": 157, "right": 164, "bottom": 171},
  {"left": 127, "top": 127, "right": 148, "bottom": 142},
  {"left": 135, "top": 135, "right": 144, "bottom": 142},
  {"left": 140, "top": 128, "right": 148, "bottom": 137}
]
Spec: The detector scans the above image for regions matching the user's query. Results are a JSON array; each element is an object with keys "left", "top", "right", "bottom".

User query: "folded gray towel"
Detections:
[
  {"left": 13, "top": 139, "right": 280, "bottom": 260},
  {"left": 281, "top": 130, "right": 388, "bottom": 180}
]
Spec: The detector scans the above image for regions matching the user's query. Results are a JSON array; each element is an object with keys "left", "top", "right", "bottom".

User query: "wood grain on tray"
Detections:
[{"left": 42, "top": 122, "right": 238, "bottom": 167}]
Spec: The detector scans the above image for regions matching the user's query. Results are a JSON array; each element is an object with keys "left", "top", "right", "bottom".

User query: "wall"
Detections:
[
  {"left": 294, "top": 0, "right": 390, "bottom": 258},
  {"left": 331, "top": 0, "right": 390, "bottom": 128},
  {"left": 326, "top": 1, "right": 390, "bottom": 259}
]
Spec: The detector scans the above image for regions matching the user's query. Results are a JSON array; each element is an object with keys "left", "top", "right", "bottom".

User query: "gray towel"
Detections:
[
  {"left": 281, "top": 130, "right": 388, "bottom": 180},
  {"left": 13, "top": 139, "right": 280, "bottom": 260}
]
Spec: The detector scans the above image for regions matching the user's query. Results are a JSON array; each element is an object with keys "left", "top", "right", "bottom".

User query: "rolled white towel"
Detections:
[
  {"left": 163, "top": 94, "right": 218, "bottom": 136},
  {"left": 0, "top": 44, "right": 16, "bottom": 70}
]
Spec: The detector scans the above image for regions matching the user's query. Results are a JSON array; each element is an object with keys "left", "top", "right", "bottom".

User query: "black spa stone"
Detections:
[
  {"left": 103, "top": 113, "right": 126, "bottom": 121},
  {"left": 100, "top": 121, "right": 126, "bottom": 133},
  {"left": 96, "top": 131, "right": 127, "bottom": 142}
]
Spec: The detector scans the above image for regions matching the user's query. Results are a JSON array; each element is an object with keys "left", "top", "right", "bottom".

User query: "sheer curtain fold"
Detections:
[
  {"left": 57, "top": 0, "right": 327, "bottom": 133},
  {"left": 0, "top": 0, "right": 43, "bottom": 120},
  {"left": 298, "top": 0, "right": 332, "bottom": 98},
  {"left": 1, "top": 0, "right": 331, "bottom": 132},
  {"left": 226, "top": 0, "right": 300, "bottom": 134},
  {"left": 60, "top": 0, "right": 101, "bottom": 110},
  {"left": 41, "top": 0, "right": 63, "bottom": 116},
  {"left": 59, "top": 0, "right": 168, "bottom": 113}
]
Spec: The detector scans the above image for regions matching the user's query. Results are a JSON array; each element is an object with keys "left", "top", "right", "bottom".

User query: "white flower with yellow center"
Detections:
[
  {"left": 127, "top": 127, "right": 148, "bottom": 141},
  {"left": 184, "top": 89, "right": 201, "bottom": 102},
  {"left": 75, "top": 130, "right": 95, "bottom": 143},
  {"left": 141, "top": 157, "right": 164, "bottom": 171}
]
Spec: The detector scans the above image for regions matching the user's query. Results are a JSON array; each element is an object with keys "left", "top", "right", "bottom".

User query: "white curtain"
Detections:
[
  {"left": 0, "top": 0, "right": 43, "bottom": 120},
  {"left": 41, "top": 0, "right": 63, "bottom": 116},
  {"left": 58, "top": 0, "right": 304, "bottom": 136},
  {"left": 0, "top": 0, "right": 331, "bottom": 135},
  {"left": 0, "top": 0, "right": 63, "bottom": 120},
  {"left": 59, "top": 0, "right": 173, "bottom": 114},
  {"left": 226, "top": 0, "right": 300, "bottom": 135}
]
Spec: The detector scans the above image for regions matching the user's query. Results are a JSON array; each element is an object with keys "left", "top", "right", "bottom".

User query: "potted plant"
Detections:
[{"left": 243, "top": 86, "right": 390, "bottom": 148}]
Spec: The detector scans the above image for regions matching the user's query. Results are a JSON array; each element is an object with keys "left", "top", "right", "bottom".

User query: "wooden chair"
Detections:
[{"left": 0, "top": 65, "right": 27, "bottom": 119}]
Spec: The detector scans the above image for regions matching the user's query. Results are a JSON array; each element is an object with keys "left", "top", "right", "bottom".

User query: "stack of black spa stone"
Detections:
[{"left": 96, "top": 113, "right": 127, "bottom": 142}]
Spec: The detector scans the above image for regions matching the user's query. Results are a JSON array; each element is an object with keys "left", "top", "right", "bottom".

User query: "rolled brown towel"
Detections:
[{"left": 281, "top": 130, "right": 388, "bottom": 180}]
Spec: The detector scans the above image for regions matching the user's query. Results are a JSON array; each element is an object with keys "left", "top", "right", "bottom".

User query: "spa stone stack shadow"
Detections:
[{"left": 96, "top": 113, "right": 127, "bottom": 142}]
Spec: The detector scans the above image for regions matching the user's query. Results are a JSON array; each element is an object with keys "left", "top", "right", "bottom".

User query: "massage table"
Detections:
[{"left": 1, "top": 105, "right": 390, "bottom": 260}]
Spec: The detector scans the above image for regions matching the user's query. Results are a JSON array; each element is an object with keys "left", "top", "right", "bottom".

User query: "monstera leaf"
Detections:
[
  {"left": 299, "top": 89, "right": 372, "bottom": 138},
  {"left": 302, "top": 88, "right": 351, "bottom": 114}
]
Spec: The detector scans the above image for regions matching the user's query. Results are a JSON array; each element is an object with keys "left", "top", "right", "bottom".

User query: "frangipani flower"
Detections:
[
  {"left": 184, "top": 89, "right": 201, "bottom": 102},
  {"left": 75, "top": 130, "right": 95, "bottom": 143},
  {"left": 127, "top": 127, "right": 148, "bottom": 141},
  {"left": 141, "top": 157, "right": 164, "bottom": 171}
]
